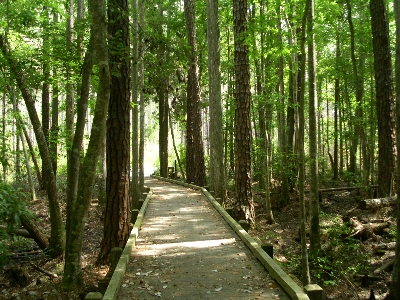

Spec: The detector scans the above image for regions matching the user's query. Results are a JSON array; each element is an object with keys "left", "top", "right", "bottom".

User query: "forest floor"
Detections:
[{"left": 0, "top": 179, "right": 397, "bottom": 300}]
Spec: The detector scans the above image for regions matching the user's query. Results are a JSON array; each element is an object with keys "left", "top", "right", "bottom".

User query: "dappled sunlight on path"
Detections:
[{"left": 117, "top": 178, "right": 290, "bottom": 299}]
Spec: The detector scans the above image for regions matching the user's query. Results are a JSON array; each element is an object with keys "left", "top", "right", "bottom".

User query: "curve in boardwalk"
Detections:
[{"left": 117, "top": 178, "right": 291, "bottom": 299}]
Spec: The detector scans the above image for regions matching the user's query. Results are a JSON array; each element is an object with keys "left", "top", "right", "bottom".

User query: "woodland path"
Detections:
[{"left": 116, "top": 178, "right": 290, "bottom": 299}]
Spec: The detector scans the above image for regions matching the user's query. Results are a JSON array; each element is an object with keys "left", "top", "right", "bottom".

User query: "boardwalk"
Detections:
[{"left": 116, "top": 178, "right": 290, "bottom": 299}]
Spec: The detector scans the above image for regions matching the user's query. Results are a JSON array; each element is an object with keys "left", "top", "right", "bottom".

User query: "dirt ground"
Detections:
[{"left": 0, "top": 180, "right": 397, "bottom": 300}]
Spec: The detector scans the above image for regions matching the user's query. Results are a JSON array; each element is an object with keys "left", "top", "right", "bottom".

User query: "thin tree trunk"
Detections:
[
  {"left": 138, "top": 0, "right": 145, "bottom": 195},
  {"left": 169, "top": 110, "right": 185, "bottom": 181},
  {"left": 206, "top": 0, "right": 225, "bottom": 202},
  {"left": 131, "top": 0, "right": 140, "bottom": 208},
  {"left": 65, "top": 0, "right": 75, "bottom": 159},
  {"left": 390, "top": 0, "right": 400, "bottom": 297},
  {"left": 307, "top": 0, "right": 320, "bottom": 253},
  {"left": 298, "top": 0, "right": 311, "bottom": 285},
  {"left": 19, "top": 125, "right": 35, "bottom": 200},
  {"left": 62, "top": 0, "right": 110, "bottom": 289},
  {"left": 157, "top": 1, "right": 168, "bottom": 178}
]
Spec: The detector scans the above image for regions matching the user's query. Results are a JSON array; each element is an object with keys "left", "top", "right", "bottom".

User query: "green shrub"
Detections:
[
  {"left": 310, "top": 214, "right": 368, "bottom": 286},
  {"left": 0, "top": 182, "right": 34, "bottom": 267}
]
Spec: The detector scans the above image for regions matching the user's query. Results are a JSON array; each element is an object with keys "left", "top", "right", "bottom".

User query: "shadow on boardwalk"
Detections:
[{"left": 117, "top": 178, "right": 290, "bottom": 299}]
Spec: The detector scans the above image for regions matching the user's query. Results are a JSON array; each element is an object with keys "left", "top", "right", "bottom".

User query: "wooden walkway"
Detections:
[{"left": 116, "top": 178, "right": 291, "bottom": 299}]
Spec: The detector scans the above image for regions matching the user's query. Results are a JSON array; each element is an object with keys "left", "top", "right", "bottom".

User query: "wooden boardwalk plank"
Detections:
[{"left": 116, "top": 178, "right": 291, "bottom": 300}]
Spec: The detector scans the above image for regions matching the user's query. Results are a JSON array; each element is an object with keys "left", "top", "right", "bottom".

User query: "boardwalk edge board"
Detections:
[
  {"left": 152, "top": 175, "right": 312, "bottom": 300},
  {"left": 101, "top": 191, "right": 153, "bottom": 300}
]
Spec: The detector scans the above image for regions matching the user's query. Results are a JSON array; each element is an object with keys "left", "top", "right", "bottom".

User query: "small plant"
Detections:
[
  {"left": 383, "top": 224, "right": 397, "bottom": 241},
  {"left": 0, "top": 182, "right": 34, "bottom": 267},
  {"left": 310, "top": 213, "right": 369, "bottom": 286}
]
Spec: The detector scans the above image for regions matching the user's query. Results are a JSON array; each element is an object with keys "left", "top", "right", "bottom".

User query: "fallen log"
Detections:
[
  {"left": 373, "top": 258, "right": 395, "bottom": 275},
  {"left": 0, "top": 225, "right": 31, "bottom": 238},
  {"left": 372, "top": 242, "right": 396, "bottom": 252},
  {"left": 342, "top": 217, "right": 391, "bottom": 240},
  {"left": 358, "top": 196, "right": 397, "bottom": 210},
  {"left": 19, "top": 213, "right": 49, "bottom": 251}
]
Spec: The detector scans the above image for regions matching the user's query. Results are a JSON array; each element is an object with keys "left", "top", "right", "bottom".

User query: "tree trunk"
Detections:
[
  {"left": 97, "top": 0, "right": 131, "bottom": 264},
  {"left": 298, "top": 0, "right": 311, "bottom": 285},
  {"left": 131, "top": 0, "right": 140, "bottom": 209},
  {"left": 65, "top": 33, "right": 94, "bottom": 249},
  {"left": 184, "top": 0, "right": 206, "bottom": 187},
  {"left": 333, "top": 30, "right": 340, "bottom": 181},
  {"left": 62, "top": 0, "right": 111, "bottom": 288},
  {"left": 50, "top": 11, "right": 59, "bottom": 175},
  {"left": 169, "top": 111, "right": 185, "bottom": 181},
  {"left": 370, "top": 0, "right": 395, "bottom": 198},
  {"left": 157, "top": 1, "right": 168, "bottom": 178},
  {"left": 307, "top": 0, "right": 320, "bottom": 253},
  {"left": 20, "top": 214, "right": 49, "bottom": 251},
  {"left": 19, "top": 123, "right": 35, "bottom": 200},
  {"left": 233, "top": 0, "right": 255, "bottom": 223},
  {"left": 206, "top": 0, "right": 225, "bottom": 202},
  {"left": 391, "top": 0, "right": 400, "bottom": 298},
  {"left": 65, "top": 0, "right": 75, "bottom": 159},
  {"left": 138, "top": 0, "right": 145, "bottom": 196}
]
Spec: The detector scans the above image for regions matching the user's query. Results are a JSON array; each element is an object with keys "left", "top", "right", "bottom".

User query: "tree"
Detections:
[
  {"left": 184, "top": 0, "right": 206, "bottom": 187},
  {"left": 233, "top": 0, "right": 255, "bottom": 223},
  {"left": 298, "top": 0, "right": 311, "bottom": 285},
  {"left": 370, "top": 0, "right": 395, "bottom": 197},
  {"left": 156, "top": 1, "right": 169, "bottom": 178},
  {"left": 97, "top": 0, "right": 131, "bottom": 263},
  {"left": 388, "top": 0, "right": 400, "bottom": 298},
  {"left": 62, "top": 0, "right": 110, "bottom": 289},
  {"left": 206, "top": 0, "right": 225, "bottom": 202},
  {"left": 307, "top": 0, "right": 320, "bottom": 253},
  {"left": 131, "top": 0, "right": 140, "bottom": 209}
]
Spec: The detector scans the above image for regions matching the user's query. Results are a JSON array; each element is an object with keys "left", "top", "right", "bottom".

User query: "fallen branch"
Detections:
[
  {"left": 29, "top": 263, "right": 58, "bottom": 279},
  {"left": 373, "top": 258, "right": 395, "bottom": 275}
]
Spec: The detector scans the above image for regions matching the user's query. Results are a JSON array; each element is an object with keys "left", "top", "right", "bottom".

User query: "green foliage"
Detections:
[
  {"left": 310, "top": 213, "right": 368, "bottom": 286},
  {"left": 383, "top": 224, "right": 397, "bottom": 241},
  {"left": 0, "top": 182, "right": 33, "bottom": 229},
  {"left": 0, "top": 182, "right": 34, "bottom": 267}
]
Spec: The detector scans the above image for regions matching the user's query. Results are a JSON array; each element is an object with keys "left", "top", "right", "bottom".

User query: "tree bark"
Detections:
[
  {"left": 184, "top": 0, "right": 206, "bottom": 187},
  {"left": 391, "top": 0, "right": 400, "bottom": 297},
  {"left": 97, "top": 0, "right": 131, "bottom": 264},
  {"left": 20, "top": 213, "right": 49, "bottom": 252},
  {"left": 307, "top": 0, "right": 320, "bottom": 253},
  {"left": 131, "top": 0, "right": 140, "bottom": 209},
  {"left": 370, "top": 0, "right": 395, "bottom": 198},
  {"left": 358, "top": 196, "right": 397, "bottom": 210},
  {"left": 138, "top": 0, "right": 145, "bottom": 196},
  {"left": 233, "top": 0, "right": 255, "bottom": 223},
  {"left": 156, "top": 1, "right": 168, "bottom": 178},
  {"left": 62, "top": 0, "right": 111, "bottom": 289},
  {"left": 206, "top": 0, "right": 225, "bottom": 202},
  {"left": 298, "top": 0, "right": 311, "bottom": 285}
]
